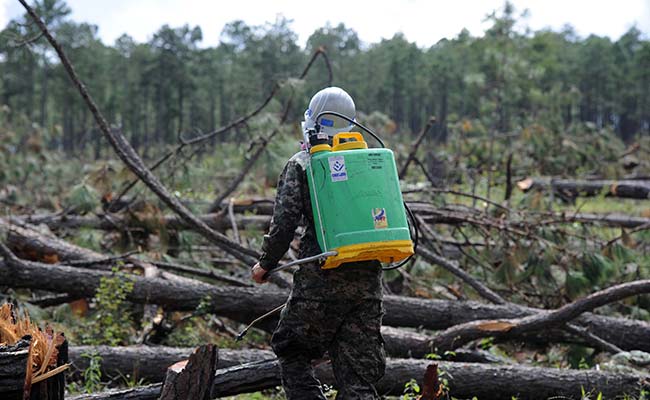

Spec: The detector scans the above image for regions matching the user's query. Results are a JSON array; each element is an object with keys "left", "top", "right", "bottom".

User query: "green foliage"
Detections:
[
  {"left": 65, "top": 183, "right": 100, "bottom": 214},
  {"left": 66, "top": 351, "right": 103, "bottom": 394},
  {"left": 81, "top": 266, "right": 136, "bottom": 345},
  {"left": 1, "top": 2, "right": 649, "bottom": 161},
  {"left": 401, "top": 379, "right": 420, "bottom": 399}
]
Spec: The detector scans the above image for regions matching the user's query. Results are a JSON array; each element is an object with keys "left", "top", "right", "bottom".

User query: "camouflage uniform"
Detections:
[{"left": 259, "top": 151, "right": 386, "bottom": 400}]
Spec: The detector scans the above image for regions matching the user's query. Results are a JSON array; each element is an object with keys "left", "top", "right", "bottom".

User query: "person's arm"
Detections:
[{"left": 257, "top": 158, "right": 305, "bottom": 272}]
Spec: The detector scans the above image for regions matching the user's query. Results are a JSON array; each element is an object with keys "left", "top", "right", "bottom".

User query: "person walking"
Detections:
[{"left": 251, "top": 87, "right": 386, "bottom": 399}]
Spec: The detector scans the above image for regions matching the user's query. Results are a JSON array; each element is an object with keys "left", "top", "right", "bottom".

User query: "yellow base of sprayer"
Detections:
[{"left": 321, "top": 240, "right": 414, "bottom": 269}]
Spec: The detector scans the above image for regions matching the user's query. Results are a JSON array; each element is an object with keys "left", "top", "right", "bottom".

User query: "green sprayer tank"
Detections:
[{"left": 306, "top": 132, "right": 414, "bottom": 269}]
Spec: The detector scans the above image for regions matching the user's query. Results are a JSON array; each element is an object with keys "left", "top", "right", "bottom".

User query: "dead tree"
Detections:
[{"left": 2, "top": 257, "right": 649, "bottom": 352}]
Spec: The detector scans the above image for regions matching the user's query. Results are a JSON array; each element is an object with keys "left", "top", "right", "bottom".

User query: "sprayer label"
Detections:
[
  {"left": 372, "top": 208, "right": 388, "bottom": 229},
  {"left": 328, "top": 156, "right": 348, "bottom": 182}
]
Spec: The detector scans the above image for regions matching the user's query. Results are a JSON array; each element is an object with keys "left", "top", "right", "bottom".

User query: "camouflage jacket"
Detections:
[
  {"left": 258, "top": 151, "right": 383, "bottom": 300},
  {"left": 258, "top": 151, "right": 320, "bottom": 270}
]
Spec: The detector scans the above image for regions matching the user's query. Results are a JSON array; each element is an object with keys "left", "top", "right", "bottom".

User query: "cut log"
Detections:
[
  {"left": 159, "top": 345, "right": 217, "bottom": 400},
  {"left": 518, "top": 178, "right": 650, "bottom": 200},
  {"left": 2, "top": 259, "right": 649, "bottom": 352},
  {"left": 210, "top": 358, "right": 649, "bottom": 399}
]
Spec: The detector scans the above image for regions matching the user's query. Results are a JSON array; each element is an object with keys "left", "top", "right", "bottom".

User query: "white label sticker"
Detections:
[
  {"left": 372, "top": 208, "right": 388, "bottom": 229},
  {"left": 328, "top": 156, "right": 348, "bottom": 182}
]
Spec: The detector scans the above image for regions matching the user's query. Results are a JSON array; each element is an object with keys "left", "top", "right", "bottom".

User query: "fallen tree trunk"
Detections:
[
  {"left": 66, "top": 358, "right": 649, "bottom": 400},
  {"left": 540, "top": 212, "right": 650, "bottom": 228},
  {"left": 10, "top": 213, "right": 270, "bottom": 233},
  {"left": 68, "top": 346, "right": 275, "bottom": 382},
  {"left": 211, "top": 358, "right": 648, "bottom": 399},
  {"left": 67, "top": 384, "right": 161, "bottom": 400},
  {"left": 14, "top": 209, "right": 650, "bottom": 236},
  {"left": 68, "top": 339, "right": 503, "bottom": 383},
  {"left": 2, "top": 259, "right": 649, "bottom": 352},
  {"left": 429, "top": 279, "right": 650, "bottom": 353},
  {"left": 518, "top": 177, "right": 650, "bottom": 200},
  {"left": 1, "top": 217, "right": 290, "bottom": 288},
  {"left": 2, "top": 218, "right": 106, "bottom": 264}
]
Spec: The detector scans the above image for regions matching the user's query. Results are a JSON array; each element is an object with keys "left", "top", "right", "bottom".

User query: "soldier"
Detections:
[{"left": 251, "top": 87, "right": 386, "bottom": 399}]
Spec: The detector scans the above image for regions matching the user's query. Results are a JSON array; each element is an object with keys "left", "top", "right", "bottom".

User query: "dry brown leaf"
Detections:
[{"left": 69, "top": 299, "right": 89, "bottom": 317}]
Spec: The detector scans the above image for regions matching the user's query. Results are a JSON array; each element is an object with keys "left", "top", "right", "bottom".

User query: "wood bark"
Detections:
[
  {"left": 518, "top": 177, "right": 650, "bottom": 200},
  {"left": 11, "top": 207, "right": 650, "bottom": 238},
  {"left": 159, "top": 345, "right": 217, "bottom": 400},
  {"left": 540, "top": 211, "right": 650, "bottom": 228},
  {"left": 210, "top": 358, "right": 649, "bottom": 399},
  {"left": 0, "top": 336, "right": 67, "bottom": 400},
  {"left": 9, "top": 213, "right": 270, "bottom": 233},
  {"left": 67, "top": 339, "right": 502, "bottom": 383},
  {"left": 1, "top": 216, "right": 290, "bottom": 289},
  {"left": 429, "top": 279, "right": 650, "bottom": 352},
  {"left": 67, "top": 384, "right": 161, "bottom": 400},
  {"left": 68, "top": 346, "right": 275, "bottom": 383},
  {"left": 2, "top": 259, "right": 649, "bottom": 353},
  {"left": 0, "top": 338, "right": 29, "bottom": 397}
]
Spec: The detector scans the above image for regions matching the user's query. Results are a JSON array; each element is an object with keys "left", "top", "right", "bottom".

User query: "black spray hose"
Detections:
[
  {"left": 315, "top": 111, "right": 386, "bottom": 148},
  {"left": 314, "top": 111, "right": 420, "bottom": 271},
  {"left": 382, "top": 202, "right": 419, "bottom": 271}
]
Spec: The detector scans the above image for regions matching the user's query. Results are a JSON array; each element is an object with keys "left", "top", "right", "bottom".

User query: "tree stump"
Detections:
[
  {"left": 159, "top": 344, "right": 218, "bottom": 400},
  {"left": 0, "top": 334, "right": 68, "bottom": 400},
  {"left": 0, "top": 337, "right": 30, "bottom": 399}
]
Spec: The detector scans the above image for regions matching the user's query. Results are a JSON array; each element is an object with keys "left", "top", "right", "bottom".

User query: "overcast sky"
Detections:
[{"left": 2, "top": 0, "right": 649, "bottom": 48}]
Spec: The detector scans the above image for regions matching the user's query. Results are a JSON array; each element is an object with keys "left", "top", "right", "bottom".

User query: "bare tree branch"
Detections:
[{"left": 430, "top": 279, "right": 650, "bottom": 352}]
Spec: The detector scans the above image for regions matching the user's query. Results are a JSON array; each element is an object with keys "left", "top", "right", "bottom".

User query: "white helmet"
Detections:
[{"left": 302, "top": 87, "right": 356, "bottom": 137}]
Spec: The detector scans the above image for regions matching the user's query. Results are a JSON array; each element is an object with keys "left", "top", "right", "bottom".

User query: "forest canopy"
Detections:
[{"left": 1, "top": 0, "right": 649, "bottom": 158}]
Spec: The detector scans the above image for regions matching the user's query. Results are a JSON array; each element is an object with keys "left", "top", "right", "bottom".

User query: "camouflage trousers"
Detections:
[{"left": 271, "top": 294, "right": 386, "bottom": 400}]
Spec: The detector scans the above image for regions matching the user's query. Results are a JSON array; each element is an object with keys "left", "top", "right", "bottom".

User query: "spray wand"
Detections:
[{"left": 235, "top": 251, "right": 337, "bottom": 341}]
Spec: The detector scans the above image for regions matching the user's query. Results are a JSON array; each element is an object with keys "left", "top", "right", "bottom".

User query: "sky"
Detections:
[{"left": 1, "top": 0, "right": 649, "bottom": 48}]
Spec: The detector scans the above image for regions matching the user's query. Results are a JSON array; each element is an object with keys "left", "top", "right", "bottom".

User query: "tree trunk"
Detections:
[
  {"left": 0, "top": 336, "right": 67, "bottom": 400},
  {"left": 2, "top": 258, "right": 649, "bottom": 353},
  {"left": 518, "top": 178, "right": 650, "bottom": 200},
  {"left": 0, "top": 338, "right": 30, "bottom": 397},
  {"left": 67, "top": 384, "right": 161, "bottom": 400},
  {"left": 67, "top": 340, "right": 502, "bottom": 383},
  {"left": 9, "top": 213, "right": 270, "bottom": 233},
  {"left": 68, "top": 346, "right": 274, "bottom": 383},
  {"left": 211, "top": 358, "right": 648, "bottom": 399}
]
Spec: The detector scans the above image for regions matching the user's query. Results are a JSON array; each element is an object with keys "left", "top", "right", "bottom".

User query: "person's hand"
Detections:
[{"left": 251, "top": 262, "right": 268, "bottom": 284}]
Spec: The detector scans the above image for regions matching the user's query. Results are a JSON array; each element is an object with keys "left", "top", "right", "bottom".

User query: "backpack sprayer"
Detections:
[{"left": 237, "top": 111, "right": 419, "bottom": 340}]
